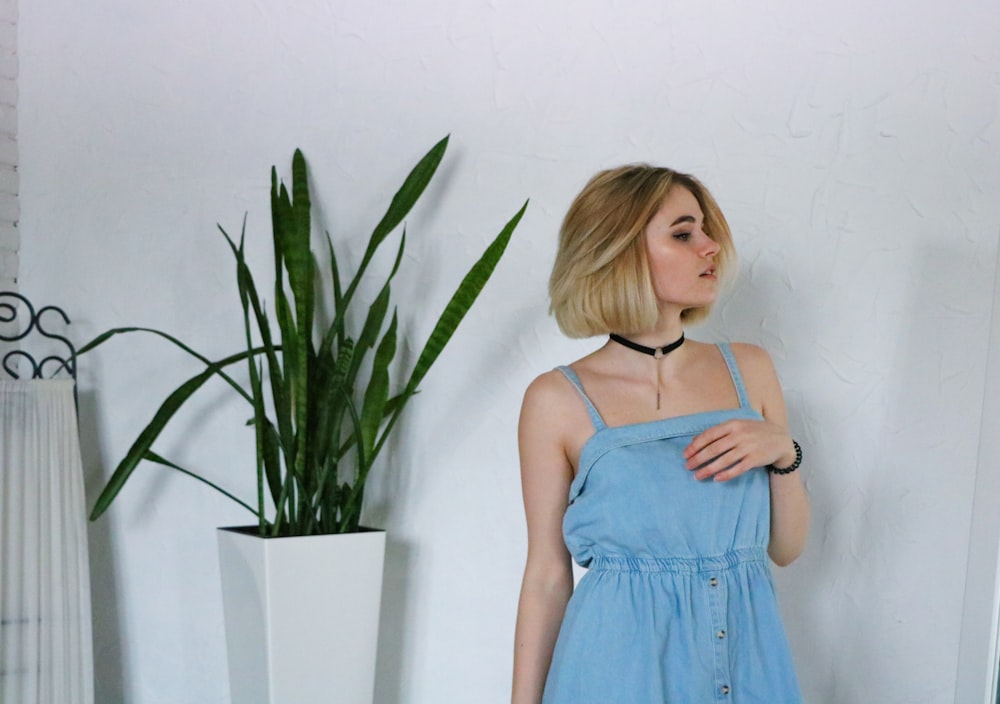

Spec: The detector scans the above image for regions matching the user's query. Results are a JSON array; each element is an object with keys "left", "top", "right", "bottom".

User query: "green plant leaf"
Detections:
[
  {"left": 337, "top": 387, "right": 370, "bottom": 533},
  {"left": 313, "top": 384, "right": 365, "bottom": 533},
  {"left": 406, "top": 200, "right": 527, "bottom": 394},
  {"left": 374, "top": 199, "right": 529, "bottom": 459},
  {"left": 271, "top": 170, "right": 291, "bottom": 290},
  {"left": 143, "top": 450, "right": 259, "bottom": 518},
  {"left": 78, "top": 326, "right": 252, "bottom": 405},
  {"left": 220, "top": 222, "right": 290, "bottom": 516},
  {"left": 276, "top": 152, "right": 314, "bottom": 513},
  {"left": 89, "top": 140, "right": 526, "bottom": 537},
  {"left": 325, "top": 231, "right": 345, "bottom": 345},
  {"left": 360, "top": 310, "right": 398, "bottom": 460},
  {"left": 338, "top": 137, "right": 448, "bottom": 318},
  {"left": 88, "top": 345, "right": 272, "bottom": 520}
]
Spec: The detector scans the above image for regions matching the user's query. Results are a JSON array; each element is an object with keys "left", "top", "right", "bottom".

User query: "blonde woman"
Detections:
[{"left": 512, "top": 166, "right": 809, "bottom": 703}]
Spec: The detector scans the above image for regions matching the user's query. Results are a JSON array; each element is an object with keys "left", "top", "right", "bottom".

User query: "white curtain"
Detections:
[{"left": 0, "top": 379, "right": 94, "bottom": 704}]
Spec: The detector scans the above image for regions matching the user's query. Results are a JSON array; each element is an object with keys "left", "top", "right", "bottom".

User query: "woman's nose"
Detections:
[{"left": 700, "top": 233, "right": 720, "bottom": 257}]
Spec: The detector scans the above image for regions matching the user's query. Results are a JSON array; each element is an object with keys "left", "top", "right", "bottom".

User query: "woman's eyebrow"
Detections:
[{"left": 670, "top": 215, "right": 697, "bottom": 226}]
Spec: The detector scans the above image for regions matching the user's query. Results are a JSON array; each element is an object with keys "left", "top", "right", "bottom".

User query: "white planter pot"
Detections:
[{"left": 217, "top": 527, "right": 386, "bottom": 704}]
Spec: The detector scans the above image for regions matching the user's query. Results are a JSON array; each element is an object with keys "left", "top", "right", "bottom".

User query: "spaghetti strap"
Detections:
[
  {"left": 717, "top": 343, "right": 752, "bottom": 410},
  {"left": 556, "top": 366, "right": 607, "bottom": 431}
]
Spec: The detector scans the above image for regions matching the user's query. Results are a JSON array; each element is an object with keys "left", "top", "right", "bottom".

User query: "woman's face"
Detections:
[{"left": 643, "top": 186, "right": 721, "bottom": 314}]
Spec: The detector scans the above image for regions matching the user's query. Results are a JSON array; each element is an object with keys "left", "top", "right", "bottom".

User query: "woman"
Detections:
[{"left": 511, "top": 165, "right": 809, "bottom": 703}]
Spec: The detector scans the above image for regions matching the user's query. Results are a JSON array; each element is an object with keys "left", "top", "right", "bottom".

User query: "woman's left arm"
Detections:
[{"left": 683, "top": 344, "right": 809, "bottom": 566}]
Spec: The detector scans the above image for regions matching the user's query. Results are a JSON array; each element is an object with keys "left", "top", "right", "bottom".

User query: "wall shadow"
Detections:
[
  {"left": 371, "top": 534, "right": 414, "bottom": 704},
  {"left": 704, "top": 261, "right": 841, "bottom": 699},
  {"left": 77, "top": 387, "right": 127, "bottom": 704}
]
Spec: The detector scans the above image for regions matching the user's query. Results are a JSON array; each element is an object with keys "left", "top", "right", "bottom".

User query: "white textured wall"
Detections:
[
  {"left": 0, "top": 0, "right": 15, "bottom": 292},
  {"left": 16, "top": 1, "right": 1000, "bottom": 703}
]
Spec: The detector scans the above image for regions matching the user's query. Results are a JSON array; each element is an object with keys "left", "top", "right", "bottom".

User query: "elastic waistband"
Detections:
[{"left": 588, "top": 547, "right": 767, "bottom": 574}]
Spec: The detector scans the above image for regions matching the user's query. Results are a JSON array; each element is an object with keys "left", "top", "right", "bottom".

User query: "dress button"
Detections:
[
  {"left": 717, "top": 630, "right": 726, "bottom": 639},
  {"left": 709, "top": 577, "right": 719, "bottom": 587},
  {"left": 721, "top": 685, "right": 731, "bottom": 695}
]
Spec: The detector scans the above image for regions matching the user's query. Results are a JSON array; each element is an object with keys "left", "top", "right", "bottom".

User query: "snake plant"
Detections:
[{"left": 84, "top": 137, "right": 527, "bottom": 536}]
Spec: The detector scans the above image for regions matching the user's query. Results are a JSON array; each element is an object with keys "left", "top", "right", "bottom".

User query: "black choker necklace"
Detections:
[
  {"left": 609, "top": 333, "right": 685, "bottom": 410},
  {"left": 609, "top": 332, "right": 685, "bottom": 358}
]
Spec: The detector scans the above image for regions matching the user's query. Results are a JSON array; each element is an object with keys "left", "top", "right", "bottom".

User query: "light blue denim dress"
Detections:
[{"left": 543, "top": 344, "right": 802, "bottom": 704}]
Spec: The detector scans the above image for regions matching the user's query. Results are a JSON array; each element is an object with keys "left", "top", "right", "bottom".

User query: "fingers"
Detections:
[
  {"left": 705, "top": 457, "right": 758, "bottom": 483},
  {"left": 682, "top": 422, "right": 731, "bottom": 463},
  {"left": 683, "top": 420, "right": 743, "bottom": 474},
  {"left": 689, "top": 446, "right": 753, "bottom": 482},
  {"left": 684, "top": 419, "right": 787, "bottom": 483}
]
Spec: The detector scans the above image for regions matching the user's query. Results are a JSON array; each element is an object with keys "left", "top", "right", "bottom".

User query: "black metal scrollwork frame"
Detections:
[{"left": 0, "top": 291, "right": 76, "bottom": 380}]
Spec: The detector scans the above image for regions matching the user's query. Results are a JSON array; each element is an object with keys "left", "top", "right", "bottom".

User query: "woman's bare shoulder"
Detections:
[
  {"left": 521, "top": 367, "right": 580, "bottom": 417},
  {"left": 521, "top": 364, "right": 595, "bottom": 444},
  {"left": 726, "top": 342, "right": 786, "bottom": 412},
  {"left": 727, "top": 341, "right": 774, "bottom": 370}
]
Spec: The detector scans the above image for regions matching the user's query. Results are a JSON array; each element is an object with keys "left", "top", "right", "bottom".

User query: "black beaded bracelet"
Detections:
[{"left": 766, "top": 440, "right": 802, "bottom": 475}]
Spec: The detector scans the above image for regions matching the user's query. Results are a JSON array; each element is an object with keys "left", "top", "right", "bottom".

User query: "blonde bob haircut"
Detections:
[{"left": 549, "top": 164, "right": 735, "bottom": 338}]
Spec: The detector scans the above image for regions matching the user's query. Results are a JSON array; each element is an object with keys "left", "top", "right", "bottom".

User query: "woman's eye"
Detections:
[{"left": 672, "top": 232, "right": 692, "bottom": 241}]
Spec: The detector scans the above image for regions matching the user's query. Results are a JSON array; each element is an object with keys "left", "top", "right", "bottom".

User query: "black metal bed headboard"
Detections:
[{"left": 0, "top": 291, "right": 76, "bottom": 380}]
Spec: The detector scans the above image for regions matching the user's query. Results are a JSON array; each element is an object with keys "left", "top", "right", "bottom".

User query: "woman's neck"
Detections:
[{"left": 618, "top": 314, "right": 685, "bottom": 349}]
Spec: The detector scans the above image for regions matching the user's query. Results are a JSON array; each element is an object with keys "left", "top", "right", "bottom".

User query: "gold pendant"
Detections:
[{"left": 654, "top": 349, "right": 663, "bottom": 410}]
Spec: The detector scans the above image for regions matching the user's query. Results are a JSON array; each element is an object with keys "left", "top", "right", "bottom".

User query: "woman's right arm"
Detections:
[{"left": 511, "top": 373, "right": 576, "bottom": 704}]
